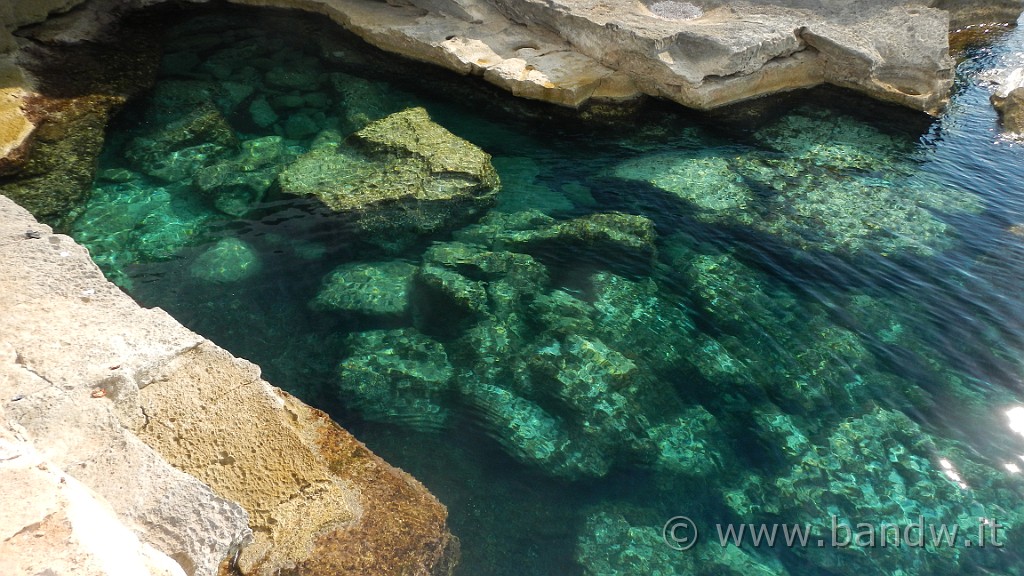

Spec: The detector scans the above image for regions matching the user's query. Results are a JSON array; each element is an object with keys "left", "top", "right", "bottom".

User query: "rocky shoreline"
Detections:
[
  {"left": 0, "top": 1, "right": 1022, "bottom": 575},
  {"left": 0, "top": 194, "right": 457, "bottom": 575}
]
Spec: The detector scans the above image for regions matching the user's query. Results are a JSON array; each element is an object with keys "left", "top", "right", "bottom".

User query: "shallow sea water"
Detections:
[{"left": 65, "top": 6, "right": 1024, "bottom": 575}]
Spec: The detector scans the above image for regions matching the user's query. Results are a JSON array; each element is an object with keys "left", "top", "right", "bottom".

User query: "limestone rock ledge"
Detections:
[
  {"left": 3, "top": 0, "right": 1023, "bottom": 121},
  {"left": 0, "top": 192, "right": 456, "bottom": 576}
]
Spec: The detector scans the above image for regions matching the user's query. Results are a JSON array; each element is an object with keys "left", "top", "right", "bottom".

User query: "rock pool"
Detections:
[{"left": 50, "top": 6, "right": 1024, "bottom": 575}]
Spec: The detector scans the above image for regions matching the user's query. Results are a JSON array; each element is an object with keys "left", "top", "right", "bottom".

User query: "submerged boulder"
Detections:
[
  {"left": 458, "top": 381, "right": 612, "bottom": 478},
  {"left": 193, "top": 136, "right": 294, "bottom": 216},
  {"left": 311, "top": 260, "right": 417, "bottom": 317},
  {"left": 337, "top": 328, "right": 454, "bottom": 430},
  {"left": 126, "top": 100, "right": 238, "bottom": 182},
  {"left": 190, "top": 237, "right": 261, "bottom": 284},
  {"left": 279, "top": 107, "right": 500, "bottom": 250},
  {"left": 455, "top": 210, "right": 657, "bottom": 268}
]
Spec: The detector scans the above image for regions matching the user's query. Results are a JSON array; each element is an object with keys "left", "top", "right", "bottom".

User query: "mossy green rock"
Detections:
[
  {"left": 455, "top": 210, "right": 656, "bottom": 266},
  {"left": 278, "top": 107, "right": 499, "bottom": 249}
]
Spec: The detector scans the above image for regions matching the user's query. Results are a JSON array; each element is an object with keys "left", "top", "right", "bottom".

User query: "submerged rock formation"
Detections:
[
  {"left": 0, "top": 194, "right": 456, "bottom": 575},
  {"left": 279, "top": 107, "right": 500, "bottom": 250}
]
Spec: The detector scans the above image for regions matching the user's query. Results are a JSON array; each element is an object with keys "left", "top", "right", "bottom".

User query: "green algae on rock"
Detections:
[
  {"left": 279, "top": 107, "right": 500, "bottom": 250},
  {"left": 455, "top": 210, "right": 658, "bottom": 268}
]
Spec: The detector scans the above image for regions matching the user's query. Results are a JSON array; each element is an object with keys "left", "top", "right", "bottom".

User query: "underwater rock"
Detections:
[
  {"left": 618, "top": 109, "right": 979, "bottom": 256},
  {"left": 413, "top": 241, "right": 549, "bottom": 335},
  {"left": 528, "top": 334, "right": 657, "bottom": 460},
  {"left": 327, "top": 71, "right": 416, "bottom": 133},
  {"left": 453, "top": 209, "right": 556, "bottom": 247},
  {"left": 189, "top": 237, "right": 262, "bottom": 284},
  {"left": 647, "top": 405, "right": 728, "bottom": 478},
  {"left": 278, "top": 107, "right": 500, "bottom": 251},
  {"left": 127, "top": 100, "right": 238, "bottom": 182},
  {"left": 676, "top": 249, "right": 799, "bottom": 336},
  {"left": 265, "top": 62, "right": 323, "bottom": 91},
  {"left": 528, "top": 288, "right": 595, "bottom": 336},
  {"left": 543, "top": 212, "right": 657, "bottom": 262},
  {"left": 576, "top": 510, "right": 692, "bottom": 575},
  {"left": 411, "top": 240, "right": 548, "bottom": 336},
  {"left": 311, "top": 260, "right": 418, "bottom": 317},
  {"left": 414, "top": 264, "right": 490, "bottom": 321},
  {"left": 71, "top": 178, "right": 214, "bottom": 286},
  {"left": 0, "top": 94, "right": 124, "bottom": 225},
  {"left": 449, "top": 313, "right": 530, "bottom": 391},
  {"left": 248, "top": 95, "right": 278, "bottom": 128},
  {"left": 458, "top": 381, "right": 612, "bottom": 478},
  {"left": 284, "top": 112, "right": 319, "bottom": 139},
  {"left": 613, "top": 151, "right": 754, "bottom": 215},
  {"left": 726, "top": 407, "right": 1024, "bottom": 576},
  {"left": 455, "top": 210, "right": 656, "bottom": 267},
  {"left": 576, "top": 508, "right": 791, "bottom": 576},
  {"left": 740, "top": 111, "right": 978, "bottom": 255},
  {"left": 338, "top": 328, "right": 454, "bottom": 430},
  {"left": 589, "top": 271, "right": 696, "bottom": 373},
  {"left": 672, "top": 247, "right": 873, "bottom": 415},
  {"left": 194, "top": 136, "right": 294, "bottom": 216},
  {"left": 423, "top": 241, "right": 550, "bottom": 292}
]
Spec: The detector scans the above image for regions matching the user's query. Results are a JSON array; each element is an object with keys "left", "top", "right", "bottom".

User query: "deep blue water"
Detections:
[{"left": 65, "top": 7, "right": 1024, "bottom": 575}]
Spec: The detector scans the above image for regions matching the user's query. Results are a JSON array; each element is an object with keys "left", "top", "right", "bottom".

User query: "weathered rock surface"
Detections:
[
  {"left": 992, "top": 67, "right": 1024, "bottom": 135},
  {"left": 933, "top": 0, "right": 1024, "bottom": 30},
  {"left": 0, "top": 194, "right": 456, "bottom": 576},
  {"left": 233, "top": 0, "right": 1020, "bottom": 113},
  {"left": 0, "top": 426, "right": 190, "bottom": 576},
  {"left": 1, "top": 0, "right": 1020, "bottom": 141}
]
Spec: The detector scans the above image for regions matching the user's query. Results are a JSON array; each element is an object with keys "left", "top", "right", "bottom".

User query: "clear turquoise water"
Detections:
[{"left": 65, "top": 7, "right": 1024, "bottom": 575}]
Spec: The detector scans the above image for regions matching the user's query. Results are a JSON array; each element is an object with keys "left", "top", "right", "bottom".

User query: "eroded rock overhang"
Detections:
[
  {"left": 2, "top": 0, "right": 1023, "bottom": 120},
  {"left": 212, "top": 0, "right": 1024, "bottom": 113}
]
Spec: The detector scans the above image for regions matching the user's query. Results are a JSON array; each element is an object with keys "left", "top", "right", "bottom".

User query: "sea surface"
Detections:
[{"left": 64, "top": 6, "right": 1024, "bottom": 575}]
